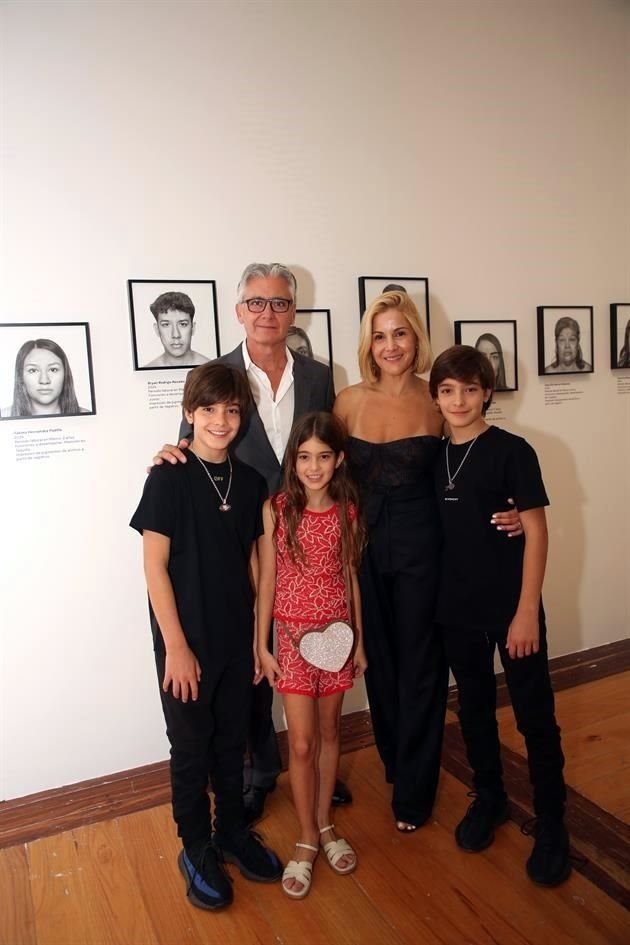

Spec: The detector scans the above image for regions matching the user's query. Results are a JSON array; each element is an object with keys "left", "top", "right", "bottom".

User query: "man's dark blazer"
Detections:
[{"left": 178, "top": 342, "right": 335, "bottom": 494}]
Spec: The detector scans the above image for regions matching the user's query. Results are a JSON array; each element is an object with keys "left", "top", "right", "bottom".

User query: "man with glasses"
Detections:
[{"left": 155, "top": 262, "right": 351, "bottom": 824}]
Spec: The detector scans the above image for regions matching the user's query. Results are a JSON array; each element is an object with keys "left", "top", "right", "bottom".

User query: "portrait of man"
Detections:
[
  {"left": 144, "top": 292, "right": 208, "bottom": 368},
  {"left": 128, "top": 280, "right": 220, "bottom": 371}
]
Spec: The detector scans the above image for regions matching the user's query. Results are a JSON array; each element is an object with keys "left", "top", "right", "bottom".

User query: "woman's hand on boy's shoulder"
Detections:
[{"left": 147, "top": 438, "right": 190, "bottom": 473}]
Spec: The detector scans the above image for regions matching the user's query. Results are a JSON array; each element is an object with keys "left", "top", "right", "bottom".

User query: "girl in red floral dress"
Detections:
[{"left": 257, "top": 412, "right": 367, "bottom": 899}]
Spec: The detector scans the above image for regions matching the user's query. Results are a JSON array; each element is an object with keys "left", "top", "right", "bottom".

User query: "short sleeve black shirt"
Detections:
[
  {"left": 434, "top": 426, "right": 549, "bottom": 629},
  {"left": 130, "top": 450, "right": 267, "bottom": 668}
]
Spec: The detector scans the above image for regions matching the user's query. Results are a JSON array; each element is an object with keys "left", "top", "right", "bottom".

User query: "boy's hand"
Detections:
[
  {"left": 148, "top": 438, "right": 190, "bottom": 472},
  {"left": 163, "top": 643, "right": 201, "bottom": 701},
  {"left": 506, "top": 612, "right": 540, "bottom": 659},
  {"left": 258, "top": 650, "right": 283, "bottom": 688},
  {"left": 491, "top": 498, "right": 522, "bottom": 537},
  {"left": 353, "top": 643, "right": 368, "bottom": 678}
]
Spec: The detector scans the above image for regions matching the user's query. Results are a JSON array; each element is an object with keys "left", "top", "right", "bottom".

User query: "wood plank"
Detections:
[
  {"left": 29, "top": 820, "right": 158, "bottom": 945},
  {"left": 0, "top": 844, "right": 36, "bottom": 945}
]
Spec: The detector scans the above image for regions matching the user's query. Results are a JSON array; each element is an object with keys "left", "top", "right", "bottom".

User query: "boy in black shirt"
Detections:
[
  {"left": 130, "top": 363, "right": 282, "bottom": 910},
  {"left": 429, "top": 345, "right": 570, "bottom": 887}
]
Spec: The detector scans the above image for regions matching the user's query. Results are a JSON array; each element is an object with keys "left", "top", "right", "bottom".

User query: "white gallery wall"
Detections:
[{"left": 0, "top": 0, "right": 628, "bottom": 801}]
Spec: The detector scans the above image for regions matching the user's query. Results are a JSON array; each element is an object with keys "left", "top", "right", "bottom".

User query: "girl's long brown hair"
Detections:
[{"left": 273, "top": 411, "right": 366, "bottom": 569}]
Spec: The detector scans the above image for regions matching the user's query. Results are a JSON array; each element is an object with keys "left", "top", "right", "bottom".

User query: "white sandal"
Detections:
[
  {"left": 281, "top": 842, "right": 318, "bottom": 899},
  {"left": 319, "top": 824, "right": 357, "bottom": 875}
]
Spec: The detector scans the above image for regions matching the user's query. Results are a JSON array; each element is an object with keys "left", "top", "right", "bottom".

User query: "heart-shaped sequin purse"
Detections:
[{"left": 298, "top": 620, "right": 355, "bottom": 672}]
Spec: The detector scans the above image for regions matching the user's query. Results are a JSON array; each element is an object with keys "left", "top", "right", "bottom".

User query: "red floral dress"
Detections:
[{"left": 273, "top": 494, "right": 356, "bottom": 697}]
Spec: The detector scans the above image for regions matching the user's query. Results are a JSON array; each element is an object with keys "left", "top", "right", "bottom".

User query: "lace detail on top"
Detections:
[
  {"left": 346, "top": 436, "right": 441, "bottom": 494},
  {"left": 273, "top": 494, "right": 356, "bottom": 625}
]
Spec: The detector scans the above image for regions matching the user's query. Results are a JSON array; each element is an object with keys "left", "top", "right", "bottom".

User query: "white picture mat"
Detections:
[
  {"left": 543, "top": 307, "right": 592, "bottom": 368},
  {"left": 0, "top": 323, "right": 94, "bottom": 414},
  {"left": 360, "top": 277, "right": 429, "bottom": 333},
  {"left": 294, "top": 310, "right": 332, "bottom": 368},
  {"left": 130, "top": 281, "right": 219, "bottom": 369},
  {"left": 456, "top": 320, "right": 517, "bottom": 390}
]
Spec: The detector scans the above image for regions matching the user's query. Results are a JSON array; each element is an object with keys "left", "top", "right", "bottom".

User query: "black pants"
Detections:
[
  {"left": 243, "top": 673, "right": 282, "bottom": 792},
  {"left": 360, "top": 499, "right": 448, "bottom": 825},
  {"left": 157, "top": 651, "right": 253, "bottom": 847},
  {"left": 442, "top": 619, "right": 566, "bottom": 819}
]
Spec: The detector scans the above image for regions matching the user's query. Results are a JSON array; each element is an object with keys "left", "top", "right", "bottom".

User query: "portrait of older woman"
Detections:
[
  {"left": 537, "top": 307, "right": 594, "bottom": 376},
  {"left": 545, "top": 316, "right": 593, "bottom": 374}
]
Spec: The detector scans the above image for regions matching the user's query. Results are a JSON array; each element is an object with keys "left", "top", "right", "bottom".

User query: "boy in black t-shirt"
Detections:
[
  {"left": 130, "top": 363, "right": 282, "bottom": 911},
  {"left": 429, "top": 346, "right": 570, "bottom": 888}
]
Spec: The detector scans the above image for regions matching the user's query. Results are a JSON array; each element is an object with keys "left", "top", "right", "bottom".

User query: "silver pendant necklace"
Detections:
[
  {"left": 445, "top": 435, "right": 479, "bottom": 491},
  {"left": 190, "top": 449, "right": 233, "bottom": 511}
]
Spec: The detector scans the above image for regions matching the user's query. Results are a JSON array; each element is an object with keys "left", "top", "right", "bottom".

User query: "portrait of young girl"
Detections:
[{"left": 0, "top": 323, "right": 95, "bottom": 420}]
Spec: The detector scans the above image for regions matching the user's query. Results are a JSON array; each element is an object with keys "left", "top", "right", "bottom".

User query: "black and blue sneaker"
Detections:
[
  {"left": 214, "top": 829, "right": 283, "bottom": 883},
  {"left": 178, "top": 842, "right": 233, "bottom": 910}
]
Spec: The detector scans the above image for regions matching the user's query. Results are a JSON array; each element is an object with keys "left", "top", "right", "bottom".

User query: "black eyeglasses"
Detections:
[{"left": 241, "top": 297, "right": 293, "bottom": 314}]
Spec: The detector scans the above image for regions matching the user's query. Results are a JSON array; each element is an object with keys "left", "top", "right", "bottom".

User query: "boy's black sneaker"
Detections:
[
  {"left": 524, "top": 817, "right": 571, "bottom": 887},
  {"left": 455, "top": 790, "right": 510, "bottom": 852},
  {"left": 214, "top": 829, "right": 283, "bottom": 883},
  {"left": 178, "top": 842, "right": 233, "bottom": 910}
]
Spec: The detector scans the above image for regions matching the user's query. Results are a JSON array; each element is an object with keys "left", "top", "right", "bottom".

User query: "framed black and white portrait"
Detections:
[
  {"left": 358, "top": 276, "right": 430, "bottom": 337},
  {"left": 610, "top": 303, "right": 630, "bottom": 369},
  {"left": 128, "top": 279, "right": 220, "bottom": 371},
  {"left": 537, "top": 306, "right": 594, "bottom": 377},
  {"left": 0, "top": 322, "right": 96, "bottom": 420},
  {"left": 293, "top": 309, "right": 333, "bottom": 369},
  {"left": 454, "top": 320, "right": 518, "bottom": 392}
]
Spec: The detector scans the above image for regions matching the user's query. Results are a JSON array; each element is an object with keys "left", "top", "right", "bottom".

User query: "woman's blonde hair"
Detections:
[{"left": 358, "top": 291, "right": 432, "bottom": 383}]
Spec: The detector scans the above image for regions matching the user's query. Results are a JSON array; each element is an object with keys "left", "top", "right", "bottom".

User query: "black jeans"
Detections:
[
  {"left": 442, "top": 618, "right": 566, "bottom": 819},
  {"left": 243, "top": 666, "right": 282, "bottom": 793},
  {"left": 157, "top": 651, "right": 253, "bottom": 847}
]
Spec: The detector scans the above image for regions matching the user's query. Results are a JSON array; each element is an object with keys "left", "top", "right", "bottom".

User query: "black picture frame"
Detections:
[
  {"left": 358, "top": 276, "right": 430, "bottom": 338},
  {"left": 128, "top": 279, "right": 220, "bottom": 371},
  {"left": 293, "top": 309, "right": 333, "bottom": 370},
  {"left": 610, "top": 303, "right": 630, "bottom": 369},
  {"left": 0, "top": 321, "right": 96, "bottom": 420},
  {"left": 537, "top": 306, "right": 594, "bottom": 377},
  {"left": 454, "top": 319, "right": 518, "bottom": 391}
]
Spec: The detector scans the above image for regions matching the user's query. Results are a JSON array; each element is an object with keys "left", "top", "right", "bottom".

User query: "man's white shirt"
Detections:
[{"left": 241, "top": 341, "right": 295, "bottom": 465}]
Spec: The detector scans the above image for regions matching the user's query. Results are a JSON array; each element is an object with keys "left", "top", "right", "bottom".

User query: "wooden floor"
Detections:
[{"left": 1, "top": 672, "right": 629, "bottom": 945}]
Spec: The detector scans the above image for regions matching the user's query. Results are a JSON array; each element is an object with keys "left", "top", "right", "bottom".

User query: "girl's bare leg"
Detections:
[
  {"left": 283, "top": 693, "right": 319, "bottom": 893},
  {"left": 317, "top": 691, "right": 355, "bottom": 870}
]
